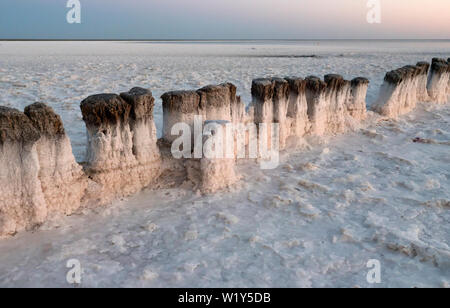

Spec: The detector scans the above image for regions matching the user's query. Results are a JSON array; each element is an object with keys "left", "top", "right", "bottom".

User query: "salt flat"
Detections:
[
  {"left": 1, "top": 40, "right": 449, "bottom": 160},
  {"left": 0, "top": 41, "right": 448, "bottom": 287}
]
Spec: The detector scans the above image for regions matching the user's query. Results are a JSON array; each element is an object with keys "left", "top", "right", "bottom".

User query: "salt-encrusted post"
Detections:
[
  {"left": 324, "top": 74, "right": 349, "bottom": 134},
  {"left": 161, "top": 90, "right": 200, "bottom": 143},
  {"left": 251, "top": 78, "right": 278, "bottom": 150},
  {"left": 348, "top": 77, "right": 369, "bottom": 120},
  {"left": 81, "top": 94, "right": 133, "bottom": 169},
  {"left": 373, "top": 69, "right": 402, "bottom": 117},
  {"left": 120, "top": 87, "right": 161, "bottom": 170},
  {"left": 373, "top": 65, "right": 422, "bottom": 118},
  {"left": 251, "top": 78, "right": 275, "bottom": 126},
  {"left": 416, "top": 62, "right": 430, "bottom": 102},
  {"left": 427, "top": 58, "right": 450, "bottom": 104},
  {"left": 197, "top": 84, "right": 233, "bottom": 122},
  {"left": 228, "top": 83, "right": 246, "bottom": 125},
  {"left": 0, "top": 107, "right": 45, "bottom": 236},
  {"left": 1, "top": 102, "right": 90, "bottom": 236},
  {"left": 271, "top": 78, "right": 289, "bottom": 149},
  {"left": 162, "top": 83, "right": 243, "bottom": 143},
  {"left": 402, "top": 65, "right": 420, "bottom": 109},
  {"left": 81, "top": 90, "right": 161, "bottom": 202},
  {"left": 285, "top": 77, "right": 309, "bottom": 138},
  {"left": 24, "top": 103, "right": 87, "bottom": 215},
  {"left": 200, "top": 120, "right": 237, "bottom": 194},
  {"left": 305, "top": 76, "right": 328, "bottom": 136}
]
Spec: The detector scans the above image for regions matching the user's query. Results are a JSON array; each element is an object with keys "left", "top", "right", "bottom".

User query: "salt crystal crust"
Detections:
[
  {"left": 372, "top": 59, "right": 449, "bottom": 118},
  {"left": 24, "top": 103, "right": 87, "bottom": 215},
  {"left": 427, "top": 58, "right": 450, "bottom": 104},
  {"left": 1, "top": 104, "right": 86, "bottom": 236},
  {"left": 80, "top": 89, "right": 161, "bottom": 204},
  {"left": 200, "top": 120, "right": 238, "bottom": 194},
  {"left": 161, "top": 83, "right": 245, "bottom": 143},
  {"left": 373, "top": 65, "right": 424, "bottom": 117}
]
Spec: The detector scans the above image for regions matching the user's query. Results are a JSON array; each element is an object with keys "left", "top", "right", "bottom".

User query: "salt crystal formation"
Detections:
[
  {"left": 80, "top": 89, "right": 161, "bottom": 203},
  {"left": 373, "top": 59, "right": 448, "bottom": 118},
  {"left": 415, "top": 62, "right": 431, "bottom": 102},
  {"left": 161, "top": 83, "right": 245, "bottom": 143},
  {"left": 305, "top": 76, "right": 329, "bottom": 136},
  {"left": 251, "top": 78, "right": 291, "bottom": 149},
  {"left": 271, "top": 78, "right": 290, "bottom": 149},
  {"left": 161, "top": 90, "right": 200, "bottom": 144},
  {"left": 285, "top": 77, "right": 310, "bottom": 138},
  {"left": 349, "top": 77, "right": 370, "bottom": 120},
  {"left": 306, "top": 74, "right": 368, "bottom": 135},
  {"left": 323, "top": 74, "right": 350, "bottom": 134},
  {"left": 251, "top": 75, "right": 368, "bottom": 139},
  {"left": 427, "top": 58, "right": 450, "bottom": 104},
  {"left": 199, "top": 120, "right": 238, "bottom": 194},
  {"left": 251, "top": 78, "right": 274, "bottom": 126},
  {"left": 373, "top": 64, "right": 427, "bottom": 118},
  {"left": 229, "top": 84, "right": 247, "bottom": 125},
  {"left": 162, "top": 84, "right": 243, "bottom": 193},
  {"left": 120, "top": 88, "right": 161, "bottom": 168},
  {"left": 0, "top": 107, "right": 45, "bottom": 236},
  {"left": 24, "top": 103, "right": 87, "bottom": 215},
  {"left": 0, "top": 104, "right": 86, "bottom": 236}
]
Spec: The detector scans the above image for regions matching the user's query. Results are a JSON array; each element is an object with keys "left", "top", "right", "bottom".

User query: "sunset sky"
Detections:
[{"left": 0, "top": 0, "right": 449, "bottom": 39}]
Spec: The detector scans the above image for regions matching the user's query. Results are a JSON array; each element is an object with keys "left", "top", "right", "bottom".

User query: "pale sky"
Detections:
[{"left": 0, "top": 0, "right": 449, "bottom": 39}]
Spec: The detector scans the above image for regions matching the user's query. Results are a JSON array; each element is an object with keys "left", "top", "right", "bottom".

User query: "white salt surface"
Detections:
[{"left": 0, "top": 41, "right": 449, "bottom": 287}]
